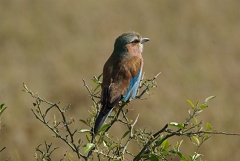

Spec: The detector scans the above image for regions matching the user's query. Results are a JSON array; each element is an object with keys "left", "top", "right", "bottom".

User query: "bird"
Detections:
[{"left": 93, "top": 31, "right": 149, "bottom": 134}]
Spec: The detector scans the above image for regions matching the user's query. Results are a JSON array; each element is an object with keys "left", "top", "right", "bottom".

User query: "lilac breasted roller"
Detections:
[{"left": 93, "top": 32, "right": 149, "bottom": 134}]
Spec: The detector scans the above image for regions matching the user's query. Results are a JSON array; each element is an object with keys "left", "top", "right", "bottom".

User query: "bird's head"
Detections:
[{"left": 114, "top": 32, "right": 149, "bottom": 55}]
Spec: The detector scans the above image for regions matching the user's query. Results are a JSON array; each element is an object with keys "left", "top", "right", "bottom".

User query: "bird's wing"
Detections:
[
  {"left": 94, "top": 56, "right": 142, "bottom": 134},
  {"left": 122, "top": 63, "right": 142, "bottom": 101},
  {"left": 102, "top": 55, "right": 142, "bottom": 106}
]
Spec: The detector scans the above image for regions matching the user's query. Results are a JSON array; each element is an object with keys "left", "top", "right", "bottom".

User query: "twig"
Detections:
[
  {"left": 137, "top": 72, "right": 161, "bottom": 99},
  {"left": 24, "top": 84, "right": 87, "bottom": 160},
  {"left": 0, "top": 147, "right": 6, "bottom": 153},
  {"left": 82, "top": 79, "right": 98, "bottom": 105},
  {"left": 182, "top": 130, "right": 240, "bottom": 136},
  {"left": 122, "top": 114, "right": 139, "bottom": 155},
  {"left": 133, "top": 123, "right": 168, "bottom": 161}
]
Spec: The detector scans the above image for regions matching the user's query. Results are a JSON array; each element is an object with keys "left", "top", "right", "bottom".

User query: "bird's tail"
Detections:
[{"left": 93, "top": 107, "right": 113, "bottom": 134}]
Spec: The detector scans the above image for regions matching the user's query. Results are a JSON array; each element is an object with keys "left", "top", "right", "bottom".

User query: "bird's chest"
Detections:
[{"left": 125, "top": 44, "right": 143, "bottom": 58}]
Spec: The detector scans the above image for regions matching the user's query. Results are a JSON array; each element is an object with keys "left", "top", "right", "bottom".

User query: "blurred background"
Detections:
[{"left": 0, "top": 0, "right": 240, "bottom": 160}]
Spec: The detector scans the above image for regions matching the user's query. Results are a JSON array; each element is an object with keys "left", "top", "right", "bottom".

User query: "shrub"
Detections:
[{"left": 23, "top": 74, "right": 239, "bottom": 161}]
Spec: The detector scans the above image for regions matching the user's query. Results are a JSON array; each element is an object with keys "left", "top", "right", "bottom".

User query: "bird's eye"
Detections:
[{"left": 131, "top": 39, "right": 140, "bottom": 43}]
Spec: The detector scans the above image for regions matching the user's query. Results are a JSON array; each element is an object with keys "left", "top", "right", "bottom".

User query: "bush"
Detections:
[{"left": 23, "top": 74, "right": 239, "bottom": 161}]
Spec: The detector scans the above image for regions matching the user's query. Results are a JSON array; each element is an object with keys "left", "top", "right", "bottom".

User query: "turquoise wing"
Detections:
[{"left": 122, "top": 67, "right": 142, "bottom": 101}]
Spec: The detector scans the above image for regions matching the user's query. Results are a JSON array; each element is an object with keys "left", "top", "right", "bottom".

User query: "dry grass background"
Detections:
[{"left": 0, "top": 0, "right": 240, "bottom": 160}]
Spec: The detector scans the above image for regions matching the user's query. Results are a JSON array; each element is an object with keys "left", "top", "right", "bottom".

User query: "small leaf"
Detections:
[
  {"left": 206, "top": 122, "right": 212, "bottom": 131},
  {"left": 192, "top": 153, "right": 202, "bottom": 160},
  {"left": 202, "top": 134, "right": 210, "bottom": 141},
  {"left": 79, "top": 119, "right": 88, "bottom": 126},
  {"left": 0, "top": 104, "right": 5, "bottom": 108},
  {"left": 150, "top": 154, "right": 159, "bottom": 161},
  {"left": 23, "top": 83, "right": 29, "bottom": 90},
  {"left": 161, "top": 149, "right": 169, "bottom": 155},
  {"left": 93, "top": 84, "right": 101, "bottom": 92},
  {"left": 0, "top": 104, "right": 7, "bottom": 115},
  {"left": 97, "top": 74, "right": 102, "bottom": 80},
  {"left": 99, "top": 124, "right": 111, "bottom": 132},
  {"left": 84, "top": 143, "right": 95, "bottom": 153},
  {"left": 103, "top": 140, "right": 109, "bottom": 148},
  {"left": 108, "top": 115, "right": 114, "bottom": 118},
  {"left": 187, "top": 99, "right": 195, "bottom": 108},
  {"left": 205, "top": 96, "right": 216, "bottom": 103},
  {"left": 78, "top": 129, "right": 91, "bottom": 133},
  {"left": 192, "top": 136, "right": 200, "bottom": 146},
  {"left": 121, "top": 130, "right": 130, "bottom": 139},
  {"left": 193, "top": 117, "right": 198, "bottom": 124},
  {"left": 170, "top": 151, "right": 187, "bottom": 161},
  {"left": 189, "top": 152, "right": 203, "bottom": 161},
  {"left": 161, "top": 140, "right": 170, "bottom": 150},
  {"left": 195, "top": 100, "right": 199, "bottom": 107},
  {"left": 169, "top": 122, "right": 184, "bottom": 129},
  {"left": 176, "top": 140, "right": 184, "bottom": 152},
  {"left": 200, "top": 104, "right": 208, "bottom": 109},
  {"left": 85, "top": 134, "right": 91, "bottom": 142}
]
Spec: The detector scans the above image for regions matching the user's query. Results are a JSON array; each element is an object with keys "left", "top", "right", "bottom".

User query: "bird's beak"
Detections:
[{"left": 141, "top": 38, "right": 150, "bottom": 44}]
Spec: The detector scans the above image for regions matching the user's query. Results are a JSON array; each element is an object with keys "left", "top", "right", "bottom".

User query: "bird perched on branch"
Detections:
[{"left": 93, "top": 32, "right": 149, "bottom": 134}]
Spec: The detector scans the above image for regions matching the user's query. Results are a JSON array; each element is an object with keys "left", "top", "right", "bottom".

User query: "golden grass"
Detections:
[{"left": 0, "top": 0, "right": 240, "bottom": 160}]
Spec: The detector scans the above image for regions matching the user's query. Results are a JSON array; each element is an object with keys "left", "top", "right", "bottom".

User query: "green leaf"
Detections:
[
  {"left": 78, "top": 129, "right": 91, "bottom": 133},
  {"left": 161, "top": 149, "right": 169, "bottom": 155},
  {"left": 84, "top": 143, "right": 95, "bottom": 153},
  {"left": 176, "top": 140, "right": 184, "bottom": 152},
  {"left": 150, "top": 154, "right": 159, "bottom": 161},
  {"left": 193, "top": 117, "right": 198, "bottom": 124},
  {"left": 205, "top": 96, "right": 216, "bottom": 103},
  {"left": 202, "top": 134, "right": 210, "bottom": 141},
  {"left": 170, "top": 151, "right": 187, "bottom": 161},
  {"left": 192, "top": 153, "right": 202, "bottom": 160},
  {"left": 195, "top": 100, "right": 199, "bottom": 107},
  {"left": 0, "top": 104, "right": 7, "bottom": 115},
  {"left": 99, "top": 124, "right": 111, "bottom": 132},
  {"left": 108, "top": 115, "right": 114, "bottom": 118},
  {"left": 121, "top": 130, "right": 130, "bottom": 139},
  {"left": 85, "top": 134, "right": 91, "bottom": 142},
  {"left": 200, "top": 104, "right": 208, "bottom": 109},
  {"left": 0, "top": 103, "right": 7, "bottom": 116},
  {"left": 169, "top": 122, "right": 184, "bottom": 129},
  {"left": 93, "top": 84, "right": 101, "bottom": 92},
  {"left": 189, "top": 152, "right": 203, "bottom": 161},
  {"left": 141, "top": 154, "right": 149, "bottom": 158},
  {"left": 161, "top": 139, "right": 170, "bottom": 150},
  {"left": 192, "top": 136, "right": 200, "bottom": 146},
  {"left": 79, "top": 119, "right": 88, "bottom": 126},
  {"left": 0, "top": 103, "right": 5, "bottom": 108},
  {"left": 23, "top": 83, "right": 29, "bottom": 91},
  {"left": 187, "top": 99, "right": 195, "bottom": 108},
  {"left": 206, "top": 122, "right": 212, "bottom": 131}
]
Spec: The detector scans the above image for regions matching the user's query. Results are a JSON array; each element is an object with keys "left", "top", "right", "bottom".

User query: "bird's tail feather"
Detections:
[{"left": 93, "top": 108, "right": 113, "bottom": 134}]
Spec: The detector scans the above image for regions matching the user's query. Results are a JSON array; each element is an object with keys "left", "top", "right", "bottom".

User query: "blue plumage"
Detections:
[{"left": 122, "top": 67, "right": 142, "bottom": 101}]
